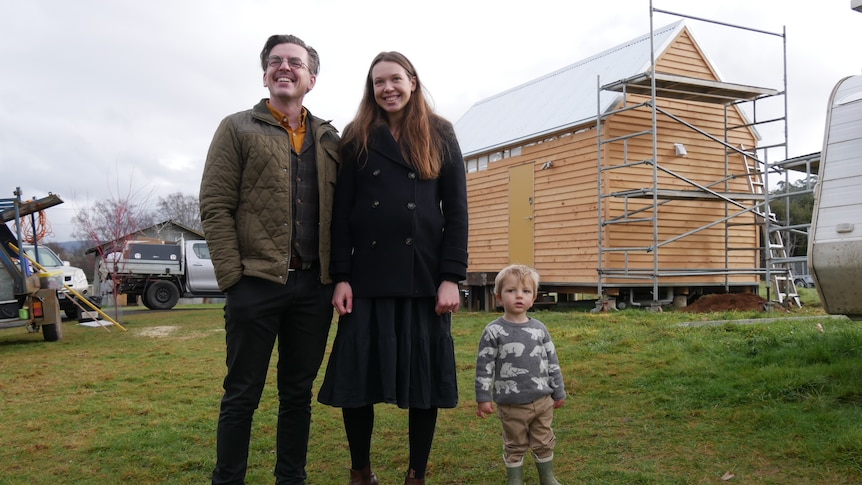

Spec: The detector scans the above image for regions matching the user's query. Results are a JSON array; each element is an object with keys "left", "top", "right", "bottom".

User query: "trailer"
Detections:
[
  {"left": 0, "top": 189, "right": 65, "bottom": 341},
  {"left": 808, "top": 75, "right": 862, "bottom": 320}
]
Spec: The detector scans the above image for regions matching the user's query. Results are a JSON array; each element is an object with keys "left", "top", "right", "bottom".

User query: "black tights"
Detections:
[{"left": 343, "top": 405, "right": 439, "bottom": 478}]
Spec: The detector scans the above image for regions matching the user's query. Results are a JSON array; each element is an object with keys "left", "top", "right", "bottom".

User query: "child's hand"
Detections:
[
  {"left": 477, "top": 401, "right": 494, "bottom": 418},
  {"left": 553, "top": 398, "right": 565, "bottom": 409}
]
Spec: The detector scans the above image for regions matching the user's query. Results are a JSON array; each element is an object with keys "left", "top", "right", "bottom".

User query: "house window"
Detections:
[
  {"left": 466, "top": 158, "right": 479, "bottom": 173},
  {"left": 478, "top": 155, "right": 489, "bottom": 171},
  {"left": 466, "top": 145, "right": 525, "bottom": 173}
]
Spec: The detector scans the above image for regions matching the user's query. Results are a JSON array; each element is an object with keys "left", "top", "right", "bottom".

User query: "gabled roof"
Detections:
[
  {"left": 454, "top": 21, "right": 686, "bottom": 157},
  {"left": 84, "top": 220, "right": 204, "bottom": 255}
]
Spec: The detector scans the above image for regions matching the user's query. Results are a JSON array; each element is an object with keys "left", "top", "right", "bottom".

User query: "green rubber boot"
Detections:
[
  {"left": 536, "top": 458, "right": 562, "bottom": 485},
  {"left": 506, "top": 465, "right": 524, "bottom": 485}
]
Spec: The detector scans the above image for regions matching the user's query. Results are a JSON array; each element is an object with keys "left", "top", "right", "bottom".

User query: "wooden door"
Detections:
[{"left": 508, "top": 163, "right": 534, "bottom": 266}]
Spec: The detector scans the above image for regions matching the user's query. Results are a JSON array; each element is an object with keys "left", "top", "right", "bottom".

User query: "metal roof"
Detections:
[{"left": 455, "top": 21, "right": 686, "bottom": 157}]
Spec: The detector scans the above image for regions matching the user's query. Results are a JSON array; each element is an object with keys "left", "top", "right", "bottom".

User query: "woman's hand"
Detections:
[
  {"left": 435, "top": 280, "right": 460, "bottom": 315},
  {"left": 332, "top": 281, "right": 353, "bottom": 316}
]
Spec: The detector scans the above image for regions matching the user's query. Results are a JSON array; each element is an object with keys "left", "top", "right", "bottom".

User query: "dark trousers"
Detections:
[{"left": 212, "top": 272, "right": 333, "bottom": 485}]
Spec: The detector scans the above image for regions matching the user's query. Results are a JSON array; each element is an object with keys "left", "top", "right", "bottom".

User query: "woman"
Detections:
[{"left": 318, "top": 51, "right": 468, "bottom": 485}]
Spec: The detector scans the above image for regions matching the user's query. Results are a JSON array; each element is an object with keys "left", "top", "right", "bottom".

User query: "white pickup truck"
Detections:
[
  {"left": 101, "top": 239, "right": 221, "bottom": 310},
  {"left": 22, "top": 244, "right": 90, "bottom": 318}
]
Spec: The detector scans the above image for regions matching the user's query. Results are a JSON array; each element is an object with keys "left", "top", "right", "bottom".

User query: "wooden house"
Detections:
[{"left": 455, "top": 21, "right": 788, "bottom": 309}]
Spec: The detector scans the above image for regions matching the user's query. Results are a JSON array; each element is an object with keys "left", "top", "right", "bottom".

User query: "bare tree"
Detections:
[
  {"left": 71, "top": 181, "right": 155, "bottom": 319},
  {"left": 157, "top": 192, "right": 201, "bottom": 231},
  {"left": 72, "top": 199, "right": 156, "bottom": 244}
]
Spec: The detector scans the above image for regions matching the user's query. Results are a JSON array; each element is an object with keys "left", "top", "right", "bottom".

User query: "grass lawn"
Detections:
[{"left": 1, "top": 289, "right": 861, "bottom": 484}]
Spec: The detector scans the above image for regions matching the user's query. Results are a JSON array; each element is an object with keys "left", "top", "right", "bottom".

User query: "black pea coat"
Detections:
[{"left": 330, "top": 121, "right": 468, "bottom": 298}]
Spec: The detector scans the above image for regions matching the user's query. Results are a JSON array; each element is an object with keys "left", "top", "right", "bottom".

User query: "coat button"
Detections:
[
  {"left": 371, "top": 241, "right": 377, "bottom": 248},
  {"left": 407, "top": 202, "right": 416, "bottom": 210},
  {"left": 405, "top": 238, "right": 413, "bottom": 245},
  {"left": 373, "top": 169, "right": 381, "bottom": 176},
  {"left": 372, "top": 201, "right": 380, "bottom": 208},
  {"left": 407, "top": 172, "right": 416, "bottom": 179}
]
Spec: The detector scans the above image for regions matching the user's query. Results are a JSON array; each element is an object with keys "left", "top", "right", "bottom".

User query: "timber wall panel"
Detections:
[{"left": 464, "top": 27, "right": 762, "bottom": 287}]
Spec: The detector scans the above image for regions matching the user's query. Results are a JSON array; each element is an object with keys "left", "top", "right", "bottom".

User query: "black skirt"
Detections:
[{"left": 317, "top": 296, "right": 458, "bottom": 409}]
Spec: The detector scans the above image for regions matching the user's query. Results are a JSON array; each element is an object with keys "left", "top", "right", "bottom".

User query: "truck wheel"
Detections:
[
  {"left": 140, "top": 291, "right": 154, "bottom": 310},
  {"left": 146, "top": 281, "right": 180, "bottom": 310},
  {"left": 42, "top": 322, "right": 63, "bottom": 342},
  {"left": 65, "top": 308, "right": 78, "bottom": 319}
]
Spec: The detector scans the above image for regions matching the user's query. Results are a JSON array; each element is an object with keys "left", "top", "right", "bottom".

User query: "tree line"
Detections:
[{"left": 767, "top": 175, "right": 816, "bottom": 257}]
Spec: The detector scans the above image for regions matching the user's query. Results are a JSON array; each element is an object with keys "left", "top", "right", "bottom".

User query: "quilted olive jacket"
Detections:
[{"left": 199, "top": 99, "right": 340, "bottom": 292}]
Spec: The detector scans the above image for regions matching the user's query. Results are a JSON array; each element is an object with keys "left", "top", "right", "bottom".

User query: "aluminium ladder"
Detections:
[{"left": 741, "top": 147, "right": 801, "bottom": 307}]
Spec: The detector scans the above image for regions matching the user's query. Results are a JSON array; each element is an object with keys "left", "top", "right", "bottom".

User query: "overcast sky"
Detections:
[{"left": 2, "top": 0, "right": 859, "bottom": 242}]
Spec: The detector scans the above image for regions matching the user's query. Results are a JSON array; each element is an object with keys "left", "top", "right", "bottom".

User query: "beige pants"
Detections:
[{"left": 497, "top": 394, "right": 556, "bottom": 465}]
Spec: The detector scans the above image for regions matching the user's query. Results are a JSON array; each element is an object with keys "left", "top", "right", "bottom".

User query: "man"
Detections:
[{"left": 200, "top": 34, "right": 339, "bottom": 485}]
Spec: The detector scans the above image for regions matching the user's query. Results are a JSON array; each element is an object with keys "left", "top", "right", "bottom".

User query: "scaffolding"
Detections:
[{"left": 595, "top": 3, "right": 807, "bottom": 309}]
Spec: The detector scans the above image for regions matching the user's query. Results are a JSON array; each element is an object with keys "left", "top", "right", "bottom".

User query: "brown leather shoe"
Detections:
[
  {"left": 404, "top": 468, "right": 425, "bottom": 485},
  {"left": 349, "top": 464, "right": 379, "bottom": 485}
]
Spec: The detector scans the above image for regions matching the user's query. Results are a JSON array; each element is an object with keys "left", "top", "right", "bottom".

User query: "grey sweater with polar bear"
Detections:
[{"left": 475, "top": 317, "right": 566, "bottom": 405}]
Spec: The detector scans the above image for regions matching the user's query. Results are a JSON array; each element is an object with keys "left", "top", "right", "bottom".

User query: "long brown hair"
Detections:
[{"left": 342, "top": 51, "right": 447, "bottom": 180}]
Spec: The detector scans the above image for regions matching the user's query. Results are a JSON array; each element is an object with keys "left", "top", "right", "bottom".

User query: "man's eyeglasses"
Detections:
[{"left": 267, "top": 55, "right": 308, "bottom": 70}]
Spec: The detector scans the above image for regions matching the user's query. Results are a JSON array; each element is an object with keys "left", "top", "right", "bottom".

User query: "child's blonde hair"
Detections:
[{"left": 494, "top": 264, "right": 540, "bottom": 296}]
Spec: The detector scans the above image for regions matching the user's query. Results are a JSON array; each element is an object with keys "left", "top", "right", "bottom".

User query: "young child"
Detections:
[{"left": 475, "top": 264, "right": 565, "bottom": 485}]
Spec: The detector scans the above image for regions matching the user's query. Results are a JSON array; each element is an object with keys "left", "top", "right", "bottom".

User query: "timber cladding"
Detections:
[{"left": 463, "top": 25, "right": 761, "bottom": 289}]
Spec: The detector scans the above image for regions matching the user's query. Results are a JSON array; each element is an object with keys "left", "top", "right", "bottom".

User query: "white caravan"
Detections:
[{"left": 808, "top": 75, "right": 862, "bottom": 320}]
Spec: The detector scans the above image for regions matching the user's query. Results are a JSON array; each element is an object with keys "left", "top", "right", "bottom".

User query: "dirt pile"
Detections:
[{"left": 680, "top": 292, "right": 778, "bottom": 313}]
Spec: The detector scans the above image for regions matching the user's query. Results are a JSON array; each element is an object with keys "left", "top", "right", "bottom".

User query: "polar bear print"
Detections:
[
  {"left": 531, "top": 376, "right": 551, "bottom": 390},
  {"left": 522, "top": 327, "right": 545, "bottom": 341},
  {"left": 478, "top": 346, "right": 498, "bottom": 358},
  {"left": 484, "top": 324, "right": 509, "bottom": 341},
  {"left": 529, "top": 345, "right": 545, "bottom": 357},
  {"left": 500, "top": 362, "right": 529, "bottom": 378},
  {"left": 498, "top": 342, "right": 525, "bottom": 359},
  {"left": 495, "top": 380, "right": 520, "bottom": 394},
  {"left": 476, "top": 376, "right": 492, "bottom": 391}
]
